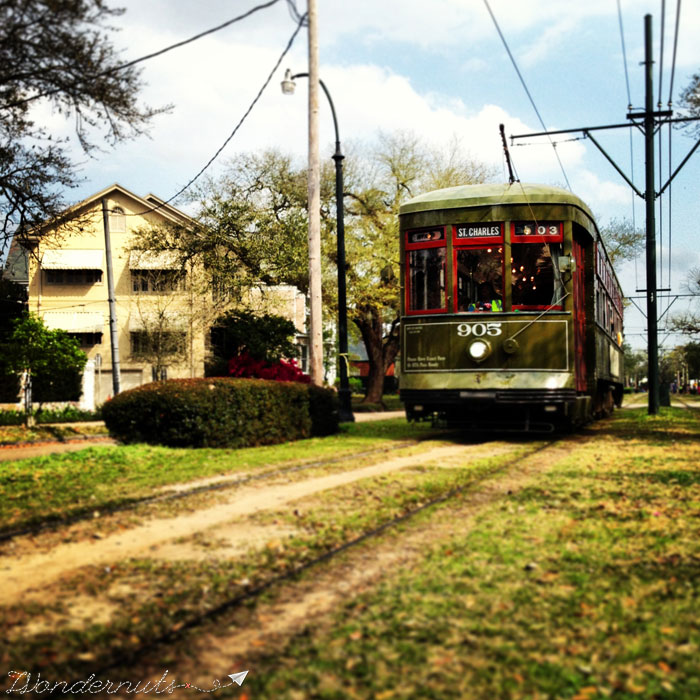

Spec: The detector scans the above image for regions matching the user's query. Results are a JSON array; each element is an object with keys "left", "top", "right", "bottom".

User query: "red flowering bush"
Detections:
[{"left": 227, "top": 352, "right": 311, "bottom": 383}]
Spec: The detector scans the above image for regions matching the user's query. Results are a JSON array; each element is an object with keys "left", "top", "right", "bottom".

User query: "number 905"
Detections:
[{"left": 456, "top": 322, "right": 502, "bottom": 337}]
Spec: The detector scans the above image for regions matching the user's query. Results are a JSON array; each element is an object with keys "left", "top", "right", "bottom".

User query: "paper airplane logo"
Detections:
[{"left": 228, "top": 671, "right": 249, "bottom": 686}]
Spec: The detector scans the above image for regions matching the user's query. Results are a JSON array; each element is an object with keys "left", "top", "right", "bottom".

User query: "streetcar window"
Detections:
[
  {"left": 511, "top": 243, "right": 565, "bottom": 309},
  {"left": 455, "top": 248, "right": 503, "bottom": 312},
  {"left": 408, "top": 248, "right": 446, "bottom": 311}
]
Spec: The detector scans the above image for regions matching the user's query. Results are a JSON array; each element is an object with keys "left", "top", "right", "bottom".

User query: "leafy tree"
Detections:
[
  {"left": 207, "top": 310, "right": 298, "bottom": 376},
  {"left": 669, "top": 267, "right": 700, "bottom": 336},
  {"left": 1, "top": 313, "right": 87, "bottom": 403},
  {"left": 137, "top": 136, "right": 494, "bottom": 403},
  {"left": 1, "top": 0, "right": 164, "bottom": 252},
  {"left": 679, "top": 73, "right": 700, "bottom": 134},
  {"left": 129, "top": 268, "right": 189, "bottom": 381},
  {"left": 599, "top": 217, "right": 645, "bottom": 265},
  {"left": 341, "top": 132, "right": 495, "bottom": 402},
  {"left": 622, "top": 341, "right": 647, "bottom": 388},
  {"left": 0, "top": 279, "right": 27, "bottom": 400}
]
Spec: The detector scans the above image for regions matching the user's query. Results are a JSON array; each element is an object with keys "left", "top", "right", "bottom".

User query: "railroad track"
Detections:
[
  {"left": 61, "top": 437, "right": 559, "bottom": 687},
  {"left": 0, "top": 440, "right": 431, "bottom": 545}
]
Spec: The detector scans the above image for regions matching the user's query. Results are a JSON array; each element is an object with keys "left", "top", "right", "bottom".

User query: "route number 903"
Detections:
[{"left": 456, "top": 322, "right": 502, "bottom": 337}]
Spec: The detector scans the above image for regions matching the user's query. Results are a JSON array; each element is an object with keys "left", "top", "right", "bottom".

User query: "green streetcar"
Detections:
[{"left": 399, "top": 183, "right": 624, "bottom": 431}]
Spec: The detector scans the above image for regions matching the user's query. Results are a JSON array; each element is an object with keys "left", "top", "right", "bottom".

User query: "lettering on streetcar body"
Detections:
[
  {"left": 456, "top": 224, "right": 501, "bottom": 239},
  {"left": 456, "top": 322, "right": 502, "bottom": 337}
]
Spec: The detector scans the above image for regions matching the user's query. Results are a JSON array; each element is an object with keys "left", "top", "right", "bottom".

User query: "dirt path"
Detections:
[
  {"left": 0, "top": 443, "right": 499, "bottom": 605},
  {"left": 129, "top": 439, "right": 577, "bottom": 688}
]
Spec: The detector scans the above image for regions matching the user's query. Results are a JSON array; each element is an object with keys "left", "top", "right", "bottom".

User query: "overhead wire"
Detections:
[
  {"left": 616, "top": 0, "right": 633, "bottom": 109},
  {"left": 125, "top": 13, "right": 307, "bottom": 217},
  {"left": 658, "top": 0, "right": 666, "bottom": 108},
  {"left": 617, "top": 0, "right": 640, "bottom": 288},
  {"left": 482, "top": 0, "right": 571, "bottom": 190},
  {"left": 3, "top": 0, "right": 284, "bottom": 111},
  {"left": 666, "top": 0, "right": 681, "bottom": 298},
  {"left": 668, "top": 0, "right": 681, "bottom": 106}
]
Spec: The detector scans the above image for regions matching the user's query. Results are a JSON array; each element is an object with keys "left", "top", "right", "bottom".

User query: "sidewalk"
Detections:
[{"left": 0, "top": 436, "right": 117, "bottom": 462}]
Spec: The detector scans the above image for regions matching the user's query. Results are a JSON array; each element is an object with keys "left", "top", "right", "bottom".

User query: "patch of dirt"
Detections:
[
  {"left": 7, "top": 597, "right": 118, "bottom": 639},
  {"left": 155, "top": 472, "right": 252, "bottom": 494},
  {"left": 148, "top": 523, "right": 300, "bottom": 562},
  {"left": 127, "top": 439, "right": 580, "bottom": 686},
  {"left": 0, "top": 444, "right": 472, "bottom": 606}
]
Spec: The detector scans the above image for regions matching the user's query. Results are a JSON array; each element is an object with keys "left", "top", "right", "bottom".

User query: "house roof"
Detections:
[{"left": 32, "top": 183, "right": 195, "bottom": 235}]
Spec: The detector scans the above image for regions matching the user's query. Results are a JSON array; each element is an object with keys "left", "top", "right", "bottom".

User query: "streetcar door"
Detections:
[{"left": 572, "top": 239, "right": 586, "bottom": 391}]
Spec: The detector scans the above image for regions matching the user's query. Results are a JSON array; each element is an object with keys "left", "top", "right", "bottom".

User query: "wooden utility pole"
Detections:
[
  {"left": 101, "top": 198, "right": 121, "bottom": 396},
  {"left": 307, "top": 0, "right": 323, "bottom": 385}
]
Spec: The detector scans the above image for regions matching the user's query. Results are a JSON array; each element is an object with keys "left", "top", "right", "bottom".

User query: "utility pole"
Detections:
[
  {"left": 306, "top": 0, "right": 323, "bottom": 385},
  {"left": 101, "top": 199, "right": 121, "bottom": 396},
  {"left": 510, "top": 13, "right": 700, "bottom": 416},
  {"left": 642, "top": 14, "right": 659, "bottom": 414}
]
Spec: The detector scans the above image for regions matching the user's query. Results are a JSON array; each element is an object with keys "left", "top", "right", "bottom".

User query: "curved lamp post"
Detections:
[{"left": 282, "top": 69, "right": 354, "bottom": 423}]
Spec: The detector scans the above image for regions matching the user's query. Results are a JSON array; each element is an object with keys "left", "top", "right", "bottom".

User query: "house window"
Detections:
[
  {"left": 110, "top": 207, "right": 126, "bottom": 232},
  {"left": 130, "top": 331, "right": 186, "bottom": 356},
  {"left": 131, "top": 270, "right": 183, "bottom": 292},
  {"left": 68, "top": 332, "right": 103, "bottom": 347},
  {"left": 46, "top": 269, "right": 102, "bottom": 285}
]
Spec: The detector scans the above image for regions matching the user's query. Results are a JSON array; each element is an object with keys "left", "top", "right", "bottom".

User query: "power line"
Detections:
[
  {"left": 126, "top": 13, "right": 307, "bottom": 217},
  {"left": 3, "top": 0, "right": 283, "bottom": 111},
  {"left": 616, "top": 0, "right": 633, "bottom": 109},
  {"left": 658, "top": 0, "right": 666, "bottom": 108},
  {"left": 668, "top": 0, "right": 681, "bottom": 105},
  {"left": 482, "top": 0, "right": 571, "bottom": 190}
]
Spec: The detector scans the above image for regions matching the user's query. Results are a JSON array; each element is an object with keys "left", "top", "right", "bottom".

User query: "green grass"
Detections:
[
  {"left": 352, "top": 394, "right": 403, "bottom": 412},
  {"left": 0, "top": 419, "right": 437, "bottom": 532},
  {"left": 0, "top": 423, "right": 108, "bottom": 445},
  {"left": 238, "top": 407, "right": 700, "bottom": 700},
  {"left": 1, "top": 438, "right": 533, "bottom": 678}
]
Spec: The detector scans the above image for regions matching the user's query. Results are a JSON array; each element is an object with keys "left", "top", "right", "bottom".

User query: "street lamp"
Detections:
[{"left": 282, "top": 69, "right": 354, "bottom": 423}]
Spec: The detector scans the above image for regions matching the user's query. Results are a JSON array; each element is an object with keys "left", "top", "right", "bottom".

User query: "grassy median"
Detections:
[{"left": 241, "top": 407, "right": 700, "bottom": 700}]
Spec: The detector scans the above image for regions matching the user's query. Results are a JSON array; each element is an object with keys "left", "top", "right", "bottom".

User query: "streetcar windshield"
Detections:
[
  {"left": 408, "top": 248, "right": 446, "bottom": 311},
  {"left": 511, "top": 242, "right": 565, "bottom": 309},
  {"left": 456, "top": 248, "right": 503, "bottom": 312}
]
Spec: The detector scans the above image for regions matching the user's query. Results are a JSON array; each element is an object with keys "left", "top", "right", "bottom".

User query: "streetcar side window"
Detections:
[
  {"left": 511, "top": 242, "right": 565, "bottom": 310},
  {"left": 456, "top": 248, "right": 503, "bottom": 312},
  {"left": 408, "top": 248, "right": 446, "bottom": 312}
]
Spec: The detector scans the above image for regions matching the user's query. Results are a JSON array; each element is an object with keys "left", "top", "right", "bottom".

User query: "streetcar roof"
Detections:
[{"left": 400, "top": 182, "right": 595, "bottom": 221}]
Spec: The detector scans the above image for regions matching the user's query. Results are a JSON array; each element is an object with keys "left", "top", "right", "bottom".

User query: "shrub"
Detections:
[
  {"left": 101, "top": 377, "right": 339, "bottom": 448},
  {"left": 227, "top": 352, "right": 310, "bottom": 383}
]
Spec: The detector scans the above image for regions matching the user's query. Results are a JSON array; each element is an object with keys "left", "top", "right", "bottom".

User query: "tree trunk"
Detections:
[{"left": 354, "top": 307, "right": 400, "bottom": 404}]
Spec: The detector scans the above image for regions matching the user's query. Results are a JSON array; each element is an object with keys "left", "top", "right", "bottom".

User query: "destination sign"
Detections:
[{"left": 455, "top": 223, "right": 502, "bottom": 239}]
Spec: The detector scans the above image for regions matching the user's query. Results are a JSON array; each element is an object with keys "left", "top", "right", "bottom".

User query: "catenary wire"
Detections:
[
  {"left": 668, "top": 0, "right": 681, "bottom": 105},
  {"left": 658, "top": 0, "right": 666, "bottom": 108},
  {"left": 658, "top": 119, "right": 664, "bottom": 288},
  {"left": 616, "top": 0, "right": 633, "bottom": 108},
  {"left": 667, "top": 121, "right": 673, "bottom": 290},
  {"left": 123, "top": 14, "right": 306, "bottom": 218},
  {"left": 3, "top": 0, "right": 283, "bottom": 111},
  {"left": 482, "top": 0, "right": 571, "bottom": 190}
]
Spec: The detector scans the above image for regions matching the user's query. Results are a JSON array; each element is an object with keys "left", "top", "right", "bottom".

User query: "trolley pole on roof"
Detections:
[
  {"left": 642, "top": 14, "right": 659, "bottom": 414},
  {"left": 509, "top": 12, "right": 700, "bottom": 416}
]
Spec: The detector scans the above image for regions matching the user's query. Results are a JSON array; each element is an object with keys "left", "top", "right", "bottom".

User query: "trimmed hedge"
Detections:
[
  {"left": 101, "top": 377, "right": 339, "bottom": 448},
  {"left": 0, "top": 406, "right": 101, "bottom": 426}
]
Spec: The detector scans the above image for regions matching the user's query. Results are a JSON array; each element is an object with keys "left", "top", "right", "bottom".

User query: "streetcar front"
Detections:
[{"left": 399, "top": 184, "right": 593, "bottom": 431}]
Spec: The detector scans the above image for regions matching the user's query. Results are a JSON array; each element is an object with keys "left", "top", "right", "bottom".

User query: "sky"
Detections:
[{"left": 12, "top": 0, "right": 700, "bottom": 350}]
